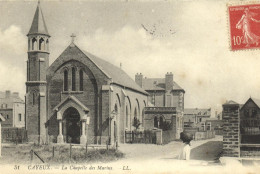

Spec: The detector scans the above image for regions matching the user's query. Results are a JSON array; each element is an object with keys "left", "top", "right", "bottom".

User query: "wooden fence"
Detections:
[{"left": 2, "top": 127, "right": 28, "bottom": 143}]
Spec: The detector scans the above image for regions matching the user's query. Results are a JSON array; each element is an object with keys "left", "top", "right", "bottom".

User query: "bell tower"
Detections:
[{"left": 26, "top": 1, "right": 50, "bottom": 144}]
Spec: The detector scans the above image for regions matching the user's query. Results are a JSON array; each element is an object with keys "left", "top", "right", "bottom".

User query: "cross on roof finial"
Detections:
[{"left": 71, "top": 33, "right": 76, "bottom": 43}]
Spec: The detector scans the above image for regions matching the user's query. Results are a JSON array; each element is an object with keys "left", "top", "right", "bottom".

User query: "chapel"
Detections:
[{"left": 25, "top": 1, "right": 148, "bottom": 145}]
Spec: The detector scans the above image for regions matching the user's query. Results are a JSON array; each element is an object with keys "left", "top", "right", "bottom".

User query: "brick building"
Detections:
[
  {"left": 135, "top": 73, "right": 185, "bottom": 139},
  {"left": 135, "top": 72, "right": 184, "bottom": 110},
  {"left": 0, "top": 91, "right": 25, "bottom": 128},
  {"left": 222, "top": 98, "right": 260, "bottom": 158},
  {"left": 25, "top": 2, "right": 148, "bottom": 145}
]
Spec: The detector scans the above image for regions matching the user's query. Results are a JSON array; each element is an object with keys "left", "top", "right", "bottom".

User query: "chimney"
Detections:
[
  {"left": 135, "top": 73, "right": 143, "bottom": 88},
  {"left": 5, "top": 90, "right": 11, "bottom": 98},
  {"left": 13, "top": 92, "right": 19, "bottom": 98},
  {"left": 165, "top": 72, "right": 173, "bottom": 91}
]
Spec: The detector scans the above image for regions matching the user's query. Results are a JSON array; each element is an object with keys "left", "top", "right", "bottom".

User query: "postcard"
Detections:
[{"left": 0, "top": 0, "right": 260, "bottom": 173}]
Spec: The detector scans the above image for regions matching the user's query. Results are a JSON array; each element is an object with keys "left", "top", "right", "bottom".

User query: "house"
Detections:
[
  {"left": 183, "top": 108, "right": 211, "bottom": 129},
  {"left": 135, "top": 72, "right": 185, "bottom": 110},
  {"left": 0, "top": 91, "right": 25, "bottom": 128},
  {"left": 135, "top": 73, "right": 185, "bottom": 139},
  {"left": 222, "top": 98, "right": 260, "bottom": 158}
]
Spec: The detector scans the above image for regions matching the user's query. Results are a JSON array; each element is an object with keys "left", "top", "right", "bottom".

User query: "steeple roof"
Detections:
[{"left": 27, "top": 1, "right": 50, "bottom": 36}]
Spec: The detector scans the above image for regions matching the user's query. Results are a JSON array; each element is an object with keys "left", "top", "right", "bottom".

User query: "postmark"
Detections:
[{"left": 228, "top": 3, "right": 260, "bottom": 51}]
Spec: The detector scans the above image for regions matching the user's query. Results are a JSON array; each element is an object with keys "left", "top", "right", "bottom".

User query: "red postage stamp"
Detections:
[{"left": 228, "top": 3, "right": 260, "bottom": 50}]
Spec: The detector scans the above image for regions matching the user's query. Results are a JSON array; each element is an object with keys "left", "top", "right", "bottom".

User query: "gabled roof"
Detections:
[
  {"left": 240, "top": 97, "right": 260, "bottom": 110},
  {"left": 184, "top": 108, "right": 211, "bottom": 116},
  {"left": 223, "top": 100, "right": 239, "bottom": 106},
  {"left": 27, "top": 1, "right": 49, "bottom": 36},
  {"left": 251, "top": 98, "right": 260, "bottom": 108},
  {"left": 142, "top": 78, "right": 184, "bottom": 91},
  {"left": 0, "top": 92, "right": 24, "bottom": 109},
  {"left": 78, "top": 45, "right": 148, "bottom": 95},
  {"left": 53, "top": 95, "right": 89, "bottom": 112}
]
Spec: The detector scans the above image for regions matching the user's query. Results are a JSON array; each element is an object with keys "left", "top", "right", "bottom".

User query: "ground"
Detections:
[
  {"left": 117, "top": 135, "right": 223, "bottom": 162},
  {"left": 0, "top": 144, "right": 124, "bottom": 164},
  {"left": 0, "top": 136, "right": 223, "bottom": 165}
]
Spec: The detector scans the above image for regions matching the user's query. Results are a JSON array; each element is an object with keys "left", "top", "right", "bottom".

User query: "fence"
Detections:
[
  {"left": 2, "top": 127, "right": 28, "bottom": 143},
  {"left": 125, "top": 130, "right": 157, "bottom": 144}
]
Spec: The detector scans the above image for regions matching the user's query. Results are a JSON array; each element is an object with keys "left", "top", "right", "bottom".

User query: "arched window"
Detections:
[
  {"left": 142, "top": 110, "right": 144, "bottom": 125},
  {"left": 134, "top": 108, "right": 137, "bottom": 119},
  {"left": 154, "top": 116, "right": 158, "bottom": 128},
  {"left": 126, "top": 105, "right": 129, "bottom": 128},
  {"left": 64, "top": 70, "right": 68, "bottom": 91},
  {"left": 79, "top": 69, "right": 83, "bottom": 91},
  {"left": 46, "top": 39, "right": 49, "bottom": 51},
  {"left": 114, "top": 104, "right": 118, "bottom": 114},
  {"left": 39, "top": 38, "right": 45, "bottom": 50},
  {"left": 32, "top": 93, "right": 37, "bottom": 105},
  {"left": 159, "top": 116, "right": 164, "bottom": 129},
  {"left": 32, "top": 38, "right": 37, "bottom": 50},
  {"left": 72, "top": 67, "right": 76, "bottom": 91}
]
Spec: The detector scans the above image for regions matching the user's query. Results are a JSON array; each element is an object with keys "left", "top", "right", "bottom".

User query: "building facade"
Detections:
[
  {"left": 135, "top": 72, "right": 185, "bottom": 110},
  {"left": 183, "top": 108, "right": 211, "bottom": 129},
  {"left": 0, "top": 91, "right": 25, "bottom": 128},
  {"left": 135, "top": 73, "right": 185, "bottom": 139}
]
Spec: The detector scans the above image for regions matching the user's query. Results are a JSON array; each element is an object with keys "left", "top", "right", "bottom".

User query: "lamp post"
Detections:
[{"left": 0, "top": 114, "right": 6, "bottom": 157}]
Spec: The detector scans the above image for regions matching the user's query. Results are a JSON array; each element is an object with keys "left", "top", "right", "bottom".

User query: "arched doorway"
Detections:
[{"left": 63, "top": 107, "right": 81, "bottom": 144}]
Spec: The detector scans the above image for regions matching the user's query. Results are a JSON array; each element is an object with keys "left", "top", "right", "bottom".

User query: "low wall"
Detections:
[
  {"left": 194, "top": 130, "right": 215, "bottom": 140},
  {"left": 162, "top": 130, "right": 176, "bottom": 144}
]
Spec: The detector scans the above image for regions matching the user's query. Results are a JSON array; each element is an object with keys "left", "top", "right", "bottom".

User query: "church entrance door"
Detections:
[{"left": 63, "top": 107, "right": 81, "bottom": 144}]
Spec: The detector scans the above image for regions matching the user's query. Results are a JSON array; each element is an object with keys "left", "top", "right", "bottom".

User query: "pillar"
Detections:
[
  {"left": 57, "top": 111, "right": 63, "bottom": 143},
  {"left": 80, "top": 121, "right": 87, "bottom": 145},
  {"left": 57, "top": 120, "right": 64, "bottom": 143}
]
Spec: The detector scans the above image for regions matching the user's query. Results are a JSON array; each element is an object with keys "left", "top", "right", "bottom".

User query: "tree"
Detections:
[{"left": 133, "top": 117, "right": 141, "bottom": 130}]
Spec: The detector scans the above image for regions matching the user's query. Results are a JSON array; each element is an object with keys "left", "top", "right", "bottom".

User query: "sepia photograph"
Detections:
[{"left": 0, "top": 0, "right": 260, "bottom": 173}]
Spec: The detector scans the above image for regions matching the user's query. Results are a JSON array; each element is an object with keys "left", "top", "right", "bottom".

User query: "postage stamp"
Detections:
[{"left": 228, "top": 3, "right": 260, "bottom": 51}]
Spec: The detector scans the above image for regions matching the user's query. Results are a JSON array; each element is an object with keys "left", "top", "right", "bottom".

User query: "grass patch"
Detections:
[{"left": 0, "top": 144, "right": 124, "bottom": 164}]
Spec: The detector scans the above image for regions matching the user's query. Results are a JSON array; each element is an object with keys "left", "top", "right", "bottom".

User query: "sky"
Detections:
[{"left": 0, "top": 0, "right": 260, "bottom": 112}]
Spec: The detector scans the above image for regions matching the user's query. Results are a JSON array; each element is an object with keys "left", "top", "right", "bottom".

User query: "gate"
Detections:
[{"left": 125, "top": 130, "right": 156, "bottom": 144}]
